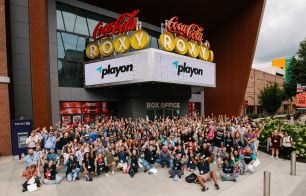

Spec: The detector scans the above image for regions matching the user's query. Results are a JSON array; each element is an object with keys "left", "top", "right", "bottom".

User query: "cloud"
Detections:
[{"left": 253, "top": 0, "right": 306, "bottom": 68}]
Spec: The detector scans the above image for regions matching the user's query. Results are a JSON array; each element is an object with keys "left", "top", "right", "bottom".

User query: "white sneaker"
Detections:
[
  {"left": 105, "top": 173, "right": 109, "bottom": 177},
  {"left": 271, "top": 155, "right": 274, "bottom": 158},
  {"left": 112, "top": 170, "right": 115, "bottom": 175},
  {"left": 276, "top": 156, "right": 279, "bottom": 159}
]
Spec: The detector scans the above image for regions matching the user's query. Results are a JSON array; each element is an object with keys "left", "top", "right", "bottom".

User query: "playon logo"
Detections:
[
  {"left": 96, "top": 64, "right": 133, "bottom": 79},
  {"left": 172, "top": 61, "right": 203, "bottom": 77}
]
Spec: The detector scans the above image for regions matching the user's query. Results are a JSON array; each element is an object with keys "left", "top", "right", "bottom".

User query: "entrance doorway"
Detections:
[{"left": 146, "top": 108, "right": 180, "bottom": 120}]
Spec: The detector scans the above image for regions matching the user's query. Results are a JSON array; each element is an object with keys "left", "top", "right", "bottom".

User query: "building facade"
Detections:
[
  {"left": 0, "top": 0, "right": 265, "bottom": 155},
  {"left": 243, "top": 68, "right": 294, "bottom": 116}
]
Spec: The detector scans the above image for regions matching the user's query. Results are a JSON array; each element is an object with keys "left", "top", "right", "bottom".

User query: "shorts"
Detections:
[{"left": 203, "top": 173, "right": 211, "bottom": 181}]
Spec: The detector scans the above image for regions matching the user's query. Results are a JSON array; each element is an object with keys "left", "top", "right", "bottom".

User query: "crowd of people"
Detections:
[{"left": 21, "top": 115, "right": 265, "bottom": 192}]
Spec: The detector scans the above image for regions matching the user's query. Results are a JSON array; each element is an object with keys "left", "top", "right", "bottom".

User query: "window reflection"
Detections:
[{"left": 56, "top": 2, "right": 160, "bottom": 88}]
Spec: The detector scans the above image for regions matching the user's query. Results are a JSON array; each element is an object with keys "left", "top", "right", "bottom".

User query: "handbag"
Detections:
[{"left": 27, "top": 183, "right": 38, "bottom": 192}]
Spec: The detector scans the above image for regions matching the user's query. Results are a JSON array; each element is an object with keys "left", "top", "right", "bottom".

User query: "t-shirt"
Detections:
[
  {"left": 44, "top": 164, "right": 56, "bottom": 180},
  {"left": 197, "top": 161, "right": 210, "bottom": 175},
  {"left": 172, "top": 158, "right": 182, "bottom": 170},
  {"left": 214, "top": 134, "right": 224, "bottom": 148},
  {"left": 222, "top": 164, "right": 234, "bottom": 173}
]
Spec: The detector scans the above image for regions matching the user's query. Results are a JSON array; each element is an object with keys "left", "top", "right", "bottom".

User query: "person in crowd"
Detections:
[
  {"left": 66, "top": 154, "right": 80, "bottom": 182},
  {"left": 21, "top": 164, "right": 41, "bottom": 192},
  {"left": 96, "top": 153, "right": 108, "bottom": 176},
  {"left": 75, "top": 145, "right": 85, "bottom": 169},
  {"left": 156, "top": 145, "right": 171, "bottom": 168},
  {"left": 232, "top": 149, "right": 244, "bottom": 175},
  {"left": 282, "top": 131, "right": 293, "bottom": 159},
  {"left": 46, "top": 148, "right": 60, "bottom": 167},
  {"left": 142, "top": 141, "right": 157, "bottom": 173},
  {"left": 241, "top": 146, "right": 257, "bottom": 173},
  {"left": 26, "top": 130, "right": 38, "bottom": 150},
  {"left": 127, "top": 148, "right": 139, "bottom": 177},
  {"left": 22, "top": 149, "right": 41, "bottom": 178},
  {"left": 117, "top": 145, "right": 129, "bottom": 173},
  {"left": 104, "top": 148, "right": 116, "bottom": 175},
  {"left": 193, "top": 155, "right": 220, "bottom": 192},
  {"left": 186, "top": 146, "right": 197, "bottom": 172},
  {"left": 271, "top": 130, "right": 282, "bottom": 159},
  {"left": 168, "top": 153, "right": 184, "bottom": 180},
  {"left": 41, "top": 128, "right": 57, "bottom": 152},
  {"left": 213, "top": 129, "right": 224, "bottom": 164},
  {"left": 82, "top": 152, "right": 95, "bottom": 181},
  {"left": 220, "top": 157, "right": 238, "bottom": 182},
  {"left": 245, "top": 128, "right": 257, "bottom": 153},
  {"left": 43, "top": 160, "right": 64, "bottom": 184}
]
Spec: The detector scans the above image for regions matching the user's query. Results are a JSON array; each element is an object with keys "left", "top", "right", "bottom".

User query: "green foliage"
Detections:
[
  {"left": 259, "top": 119, "right": 306, "bottom": 159},
  {"left": 284, "top": 39, "right": 306, "bottom": 99},
  {"left": 258, "top": 83, "right": 284, "bottom": 117}
]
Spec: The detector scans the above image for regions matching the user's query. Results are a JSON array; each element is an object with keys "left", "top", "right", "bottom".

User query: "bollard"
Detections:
[
  {"left": 290, "top": 151, "right": 296, "bottom": 176},
  {"left": 263, "top": 171, "right": 271, "bottom": 196}
]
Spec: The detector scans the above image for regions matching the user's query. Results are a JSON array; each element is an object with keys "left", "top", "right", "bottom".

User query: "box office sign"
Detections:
[
  {"left": 146, "top": 102, "right": 180, "bottom": 109},
  {"left": 85, "top": 48, "right": 216, "bottom": 87}
]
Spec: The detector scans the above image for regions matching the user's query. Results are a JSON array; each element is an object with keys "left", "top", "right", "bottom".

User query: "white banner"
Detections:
[{"left": 84, "top": 48, "right": 216, "bottom": 87}]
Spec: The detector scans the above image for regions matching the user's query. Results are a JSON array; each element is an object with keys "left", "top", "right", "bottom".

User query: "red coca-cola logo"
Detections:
[
  {"left": 92, "top": 10, "right": 139, "bottom": 40},
  {"left": 166, "top": 16, "right": 204, "bottom": 42}
]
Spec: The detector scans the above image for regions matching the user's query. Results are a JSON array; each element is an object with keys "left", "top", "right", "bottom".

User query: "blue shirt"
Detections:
[
  {"left": 24, "top": 153, "right": 40, "bottom": 167},
  {"left": 43, "top": 135, "right": 56, "bottom": 149},
  {"left": 89, "top": 132, "right": 98, "bottom": 142}
]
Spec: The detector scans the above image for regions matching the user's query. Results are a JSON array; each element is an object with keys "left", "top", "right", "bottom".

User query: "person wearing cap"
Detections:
[{"left": 156, "top": 145, "right": 171, "bottom": 168}]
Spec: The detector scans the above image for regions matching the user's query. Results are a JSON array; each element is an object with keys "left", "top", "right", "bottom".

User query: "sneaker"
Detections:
[
  {"left": 201, "top": 186, "right": 209, "bottom": 192},
  {"left": 276, "top": 156, "right": 279, "bottom": 160},
  {"left": 105, "top": 173, "right": 109, "bottom": 177},
  {"left": 22, "top": 188, "right": 27, "bottom": 192},
  {"left": 76, "top": 177, "right": 80, "bottom": 180},
  {"left": 144, "top": 169, "right": 148, "bottom": 173},
  {"left": 215, "top": 184, "right": 220, "bottom": 190},
  {"left": 148, "top": 172, "right": 153, "bottom": 175},
  {"left": 161, "top": 164, "right": 165, "bottom": 168},
  {"left": 112, "top": 170, "right": 115, "bottom": 175},
  {"left": 233, "top": 179, "right": 237, "bottom": 182},
  {"left": 271, "top": 155, "right": 274, "bottom": 158}
]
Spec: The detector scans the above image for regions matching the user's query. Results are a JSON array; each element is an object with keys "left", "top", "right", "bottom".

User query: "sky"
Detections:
[{"left": 253, "top": 0, "right": 306, "bottom": 68}]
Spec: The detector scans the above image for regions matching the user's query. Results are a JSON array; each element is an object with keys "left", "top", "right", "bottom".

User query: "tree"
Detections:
[
  {"left": 258, "top": 83, "right": 284, "bottom": 117},
  {"left": 284, "top": 38, "right": 306, "bottom": 99}
]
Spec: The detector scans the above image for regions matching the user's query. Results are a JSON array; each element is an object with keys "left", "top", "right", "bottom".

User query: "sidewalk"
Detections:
[{"left": 0, "top": 152, "right": 305, "bottom": 196}]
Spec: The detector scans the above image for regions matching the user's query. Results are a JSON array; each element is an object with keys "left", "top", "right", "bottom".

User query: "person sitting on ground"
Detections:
[
  {"left": 168, "top": 153, "right": 184, "bottom": 180},
  {"left": 193, "top": 155, "right": 220, "bottom": 192},
  {"left": 46, "top": 148, "right": 60, "bottom": 167},
  {"left": 117, "top": 145, "right": 129, "bottom": 173},
  {"left": 104, "top": 147, "right": 116, "bottom": 175},
  {"left": 22, "top": 149, "right": 41, "bottom": 179},
  {"left": 43, "top": 160, "right": 64, "bottom": 184},
  {"left": 142, "top": 141, "right": 157, "bottom": 173},
  {"left": 128, "top": 148, "right": 139, "bottom": 178},
  {"left": 220, "top": 157, "right": 238, "bottom": 182},
  {"left": 157, "top": 145, "right": 171, "bottom": 168},
  {"left": 241, "top": 146, "right": 257, "bottom": 173},
  {"left": 66, "top": 154, "right": 80, "bottom": 182},
  {"left": 82, "top": 152, "right": 95, "bottom": 181},
  {"left": 96, "top": 153, "right": 108, "bottom": 176},
  {"left": 21, "top": 164, "right": 41, "bottom": 192}
]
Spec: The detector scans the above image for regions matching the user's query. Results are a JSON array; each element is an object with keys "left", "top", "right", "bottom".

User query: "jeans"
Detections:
[
  {"left": 43, "top": 174, "right": 64, "bottom": 184},
  {"left": 67, "top": 168, "right": 80, "bottom": 182},
  {"left": 143, "top": 160, "right": 153, "bottom": 170},
  {"left": 169, "top": 169, "right": 183, "bottom": 177},
  {"left": 156, "top": 157, "right": 171, "bottom": 167},
  {"left": 220, "top": 170, "right": 238, "bottom": 181}
]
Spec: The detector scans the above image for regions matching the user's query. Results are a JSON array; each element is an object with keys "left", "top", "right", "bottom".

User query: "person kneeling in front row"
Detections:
[
  {"left": 168, "top": 153, "right": 184, "bottom": 180},
  {"left": 66, "top": 154, "right": 80, "bottom": 182},
  {"left": 220, "top": 157, "right": 238, "bottom": 182}
]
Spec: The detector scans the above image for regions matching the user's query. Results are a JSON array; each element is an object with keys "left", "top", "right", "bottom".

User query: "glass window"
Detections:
[
  {"left": 62, "top": 11, "right": 76, "bottom": 33},
  {"left": 56, "top": 10, "right": 65, "bottom": 31},
  {"left": 74, "top": 16, "right": 89, "bottom": 36},
  {"left": 87, "top": 18, "right": 99, "bottom": 36},
  {"left": 57, "top": 32, "right": 65, "bottom": 59}
]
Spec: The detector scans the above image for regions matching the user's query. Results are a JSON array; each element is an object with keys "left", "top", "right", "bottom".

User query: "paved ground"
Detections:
[{"left": 0, "top": 152, "right": 305, "bottom": 196}]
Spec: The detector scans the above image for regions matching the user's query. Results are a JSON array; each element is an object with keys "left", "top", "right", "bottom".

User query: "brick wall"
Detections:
[{"left": 0, "top": 0, "right": 12, "bottom": 155}]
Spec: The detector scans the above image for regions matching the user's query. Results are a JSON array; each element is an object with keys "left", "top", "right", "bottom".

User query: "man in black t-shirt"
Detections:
[
  {"left": 168, "top": 154, "right": 184, "bottom": 179},
  {"left": 43, "top": 160, "right": 63, "bottom": 184}
]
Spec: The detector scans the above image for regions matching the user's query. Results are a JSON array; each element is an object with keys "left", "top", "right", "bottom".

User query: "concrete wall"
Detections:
[{"left": 9, "top": 0, "right": 33, "bottom": 120}]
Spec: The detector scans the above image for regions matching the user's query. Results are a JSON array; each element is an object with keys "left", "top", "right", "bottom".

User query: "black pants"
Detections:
[
  {"left": 22, "top": 178, "right": 41, "bottom": 191},
  {"left": 282, "top": 146, "right": 292, "bottom": 159},
  {"left": 97, "top": 164, "right": 109, "bottom": 175}
]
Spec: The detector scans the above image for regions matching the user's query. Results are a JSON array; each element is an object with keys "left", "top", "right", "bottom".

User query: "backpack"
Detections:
[{"left": 185, "top": 172, "right": 197, "bottom": 183}]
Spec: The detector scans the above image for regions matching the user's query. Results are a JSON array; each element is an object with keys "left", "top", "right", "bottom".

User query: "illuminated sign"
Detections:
[
  {"left": 92, "top": 10, "right": 139, "bottom": 40},
  {"left": 159, "top": 17, "right": 214, "bottom": 62},
  {"left": 86, "top": 10, "right": 150, "bottom": 60},
  {"left": 85, "top": 48, "right": 216, "bottom": 88},
  {"left": 146, "top": 102, "right": 180, "bottom": 109}
]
